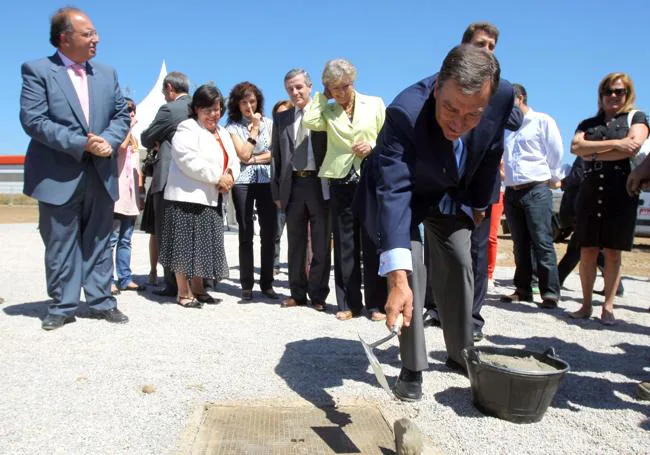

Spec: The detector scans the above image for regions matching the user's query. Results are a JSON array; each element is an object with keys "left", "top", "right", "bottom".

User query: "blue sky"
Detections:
[{"left": 2, "top": 0, "right": 649, "bottom": 164}]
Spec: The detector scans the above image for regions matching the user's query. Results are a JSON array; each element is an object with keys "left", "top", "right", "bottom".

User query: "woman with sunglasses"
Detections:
[{"left": 569, "top": 73, "right": 649, "bottom": 324}]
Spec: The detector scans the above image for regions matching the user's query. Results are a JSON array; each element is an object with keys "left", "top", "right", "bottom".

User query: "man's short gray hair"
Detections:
[
  {"left": 322, "top": 58, "right": 357, "bottom": 87},
  {"left": 163, "top": 71, "right": 189, "bottom": 94},
  {"left": 438, "top": 45, "right": 500, "bottom": 97},
  {"left": 284, "top": 68, "right": 312, "bottom": 86}
]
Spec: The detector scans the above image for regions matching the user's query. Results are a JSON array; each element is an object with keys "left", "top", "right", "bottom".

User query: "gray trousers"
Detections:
[
  {"left": 38, "top": 163, "right": 117, "bottom": 316},
  {"left": 400, "top": 214, "right": 474, "bottom": 370}
]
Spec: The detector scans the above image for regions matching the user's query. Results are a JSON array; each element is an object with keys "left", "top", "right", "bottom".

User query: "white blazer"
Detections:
[{"left": 165, "top": 119, "right": 239, "bottom": 206}]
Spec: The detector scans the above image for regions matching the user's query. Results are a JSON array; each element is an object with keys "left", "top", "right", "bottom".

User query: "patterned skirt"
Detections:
[{"left": 159, "top": 200, "right": 229, "bottom": 279}]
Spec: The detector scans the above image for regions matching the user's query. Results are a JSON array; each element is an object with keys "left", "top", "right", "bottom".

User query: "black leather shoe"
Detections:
[
  {"left": 42, "top": 314, "right": 76, "bottom": 331},
  {"left": 261, "top": 288, "right": 279, "bottom": 300},
  {"left": 445, "top": 358, "right": 468, "bottom": 377},
  {"left": 88, "top": 308, "right": 129, "bottom": 324},
  {"left": 153, "top": 287, "right": 177, "bottom": 297},
  {"left": 538, "top": 299, "right": 558, "bottom": 309},
  {"left": 500, "top": 291, "right": 533, "bottom": 303},
  {"left": 473, "top": 326, "right": 484, "bottom": 342},
  {"left": 393, "top": 377, "right": 422, "bottom": 402},
  {"left": 423, "top": 309, "right": 441, "bottom": 327},
  {"left": 241, "top": 289, "right": 253, "bottom": 301}
]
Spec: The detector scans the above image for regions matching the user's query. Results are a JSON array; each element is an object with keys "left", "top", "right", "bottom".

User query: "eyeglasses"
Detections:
[
  {"left": 198, "top": 106, "right": 221, "bottom": 115},
  {"left": 602, "top": 88, "right": 627, "bottom": 97},
  {"left": 73, "top": 29, "right": 98, "bottom": 39},
  {"left": 329, "top": 83, "right": 352, "bottom": 93}
]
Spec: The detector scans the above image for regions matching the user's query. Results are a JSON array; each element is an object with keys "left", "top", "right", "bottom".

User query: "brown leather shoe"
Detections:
[
  {"left": 500, "top": 291, "right": 533, "bottom": 303},
  {"left": 280, "top": 298, "right": 306, "bottom": 308},
  {"left": 336, "top": 310, "right": 353, "bottom": 321},
  {"left": 312, "top": 301, "right": 326, "bottom": 312}
]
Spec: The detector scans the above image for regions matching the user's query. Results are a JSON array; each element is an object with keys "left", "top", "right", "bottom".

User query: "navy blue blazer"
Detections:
[
  {"left": 20, "top": 53, "right": 129, "bottom": 205},
  {"left": 355, "top": 75, "right": 514, "bottom": 253}
]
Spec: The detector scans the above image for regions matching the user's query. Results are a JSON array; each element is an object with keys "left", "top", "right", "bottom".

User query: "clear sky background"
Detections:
[{"left": 2, "top": 0, "right": 649, "bottom": 164}]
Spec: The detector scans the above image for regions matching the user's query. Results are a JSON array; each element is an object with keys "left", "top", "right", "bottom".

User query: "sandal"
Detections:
[
  {"left": 194, "top": 293, "right": 220, "bottom": 304},
  {"left": 147, "top": 272, "right": 158, "bottom": 285},
  {"left": 600, "top": 310, "right": 616, "bottom": 326},
  {"left": 370, "top": 311, "right": 387, "bottom": 321},
  {"left": 177, "top": 296, "right": 203, "bottom": 309},
  {"left": 111, "top": 284, "right": 121, "bottom": 296},
  {"left": 336, "top": 310, "right": 353, "bottom": 321},
  {"left": 568, "top": 307, "right": 592, "bottom": 319},
  {"left": 121, "top": 282, "right": 144, "bottom": 291}
]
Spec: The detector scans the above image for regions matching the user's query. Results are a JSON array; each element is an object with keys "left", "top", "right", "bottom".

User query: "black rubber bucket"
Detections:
[{"left": 461, "top": 346, "right": 570, "bottom": 424}]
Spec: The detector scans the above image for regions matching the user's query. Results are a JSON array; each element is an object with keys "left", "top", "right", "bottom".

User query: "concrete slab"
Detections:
[{"left": 184, "top": 402, "right": 396, "bottom": 454}]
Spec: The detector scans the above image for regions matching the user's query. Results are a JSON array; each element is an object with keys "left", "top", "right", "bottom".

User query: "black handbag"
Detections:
[{"left": 141, "top": 148, "right": 158, "bottom": 177}]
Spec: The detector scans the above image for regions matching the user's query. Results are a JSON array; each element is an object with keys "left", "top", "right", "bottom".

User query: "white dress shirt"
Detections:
[{"left": 503, "top": 108, "right": 564, "bottom": 186}]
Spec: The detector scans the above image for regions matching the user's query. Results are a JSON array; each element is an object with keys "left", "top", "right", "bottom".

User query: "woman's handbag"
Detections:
[{"left": 141, "top": 148, "right": 158, "bottom": 177}]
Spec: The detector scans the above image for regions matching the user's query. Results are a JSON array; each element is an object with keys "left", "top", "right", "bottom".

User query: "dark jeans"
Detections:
[
  {"left": 504, "top": 184, "right": 560, "bottom": 300},
  {"left": 232, "top": 183, "right": 277, "bottom": 291}
]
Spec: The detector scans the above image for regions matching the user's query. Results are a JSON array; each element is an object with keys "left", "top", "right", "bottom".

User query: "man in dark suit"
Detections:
[
  {"left": 141, "top": 72, "right": 191, "bottom": 297},
  {"left": 20, "top": 7, "right": 130, "bottom": 330},
  {"left": 356, "top": 45, "right": 514, "bottom": 401},
  {"left": 423, "top": 22, "right": 524, "bottom": 343},
  {"left": 271, "top": 69, "right": 331, "bottom": 310}
]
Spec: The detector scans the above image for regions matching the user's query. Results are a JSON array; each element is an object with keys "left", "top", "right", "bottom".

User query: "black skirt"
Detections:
[
  {"left": 575, "top": 159, "right": 638, "bottom": 251},
  {"left": 139, "top": 191, "right": 156, "bottom": 234},
  {"left": 158, "top": 200, "right": 229, "bottom": 279}
]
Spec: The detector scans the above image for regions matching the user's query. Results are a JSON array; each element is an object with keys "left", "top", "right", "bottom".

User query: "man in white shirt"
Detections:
[{"left": 501, "top": 84, "right": 563, "bottom": 308}]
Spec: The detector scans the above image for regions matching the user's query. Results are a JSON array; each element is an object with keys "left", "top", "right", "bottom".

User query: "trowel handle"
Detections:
[{"left": 390, "top": 313, "right": 404, "bottom": 335}]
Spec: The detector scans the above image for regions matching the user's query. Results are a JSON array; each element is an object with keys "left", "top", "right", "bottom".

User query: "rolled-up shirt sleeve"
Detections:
[
  {"left": 544, "top": 117, "right": 565, "bottom": 183},
  {"left": 378, "top": 248, "right": 413, "bottom": 276}
]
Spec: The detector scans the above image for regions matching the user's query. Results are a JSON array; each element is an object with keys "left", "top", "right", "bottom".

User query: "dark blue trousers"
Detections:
[
  {"left": 504, "top": 184, "right": 560, "bottom": 300},
  {"left": 38, "top": 162, "right": 117, "bottom": 316}
]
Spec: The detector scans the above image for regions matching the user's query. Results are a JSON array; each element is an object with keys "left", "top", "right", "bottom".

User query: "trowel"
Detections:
[{"left": 358, "top": 313, "right": 403, "bottom": 398}]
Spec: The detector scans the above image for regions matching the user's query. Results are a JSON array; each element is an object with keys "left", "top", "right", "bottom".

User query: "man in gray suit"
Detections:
[
  {"left": 141, "top": 72, "right": 191, "bottom": 296},
  {"left": 271, "top": 69, "right": 331, "bottom": 310},
  {"left": 20, "top": 7, "right": 130, "bottom": 330}
]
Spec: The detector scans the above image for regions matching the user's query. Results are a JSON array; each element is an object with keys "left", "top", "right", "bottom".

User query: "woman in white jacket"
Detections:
[{"left": 159, "top": 84, "right": 240, "bottom": 308}]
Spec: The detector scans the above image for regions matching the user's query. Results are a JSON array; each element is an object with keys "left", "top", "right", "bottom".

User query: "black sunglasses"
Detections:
[{"left": 602, "top": 88, "right": 627, "bottom": 97}]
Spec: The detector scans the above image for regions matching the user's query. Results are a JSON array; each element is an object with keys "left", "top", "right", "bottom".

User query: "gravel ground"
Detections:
[{"left": 0, "top": 223, "right": 648, "bottom": 454}]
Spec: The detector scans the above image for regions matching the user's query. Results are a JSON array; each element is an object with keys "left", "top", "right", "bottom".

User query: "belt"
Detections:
[
  {"left": 507, "top": 180, "right": 548, "bottom": 191},
  {"left": 293, "top": 170, "right": 317, "bottom": 177}
]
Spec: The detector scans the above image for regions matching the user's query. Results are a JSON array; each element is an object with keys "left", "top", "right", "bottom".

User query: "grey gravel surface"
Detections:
[{"left": 0, "top": 223, "right": 649, "bottom": 454}]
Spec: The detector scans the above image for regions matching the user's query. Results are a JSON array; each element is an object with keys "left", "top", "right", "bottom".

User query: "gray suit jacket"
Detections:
[
  {"left": 20, "top": 53, "right": 130, "bottom": 205},
  {"left": 271, "top": 108, "right": 327, "bottom": 209},
  {"left": 141, "top": 94, "right": 191, "bottom": 194}
]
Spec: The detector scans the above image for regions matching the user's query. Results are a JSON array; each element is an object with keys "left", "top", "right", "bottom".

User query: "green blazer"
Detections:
[{"left": 302, "top": 90, "right": 385, "bottom": 179}]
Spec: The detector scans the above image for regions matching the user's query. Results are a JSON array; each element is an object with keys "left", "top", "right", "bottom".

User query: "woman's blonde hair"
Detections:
[
  {"left": 597, "top": 72, "right": 636, "bottom": 115},
  {"left": 322, "top": 58, "right": 357, "bottom": 88}
]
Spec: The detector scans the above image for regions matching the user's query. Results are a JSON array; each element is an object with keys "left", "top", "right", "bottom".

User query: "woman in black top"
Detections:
[{"left": 569, "top": 72, "right": 649, "bottom": 325}]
